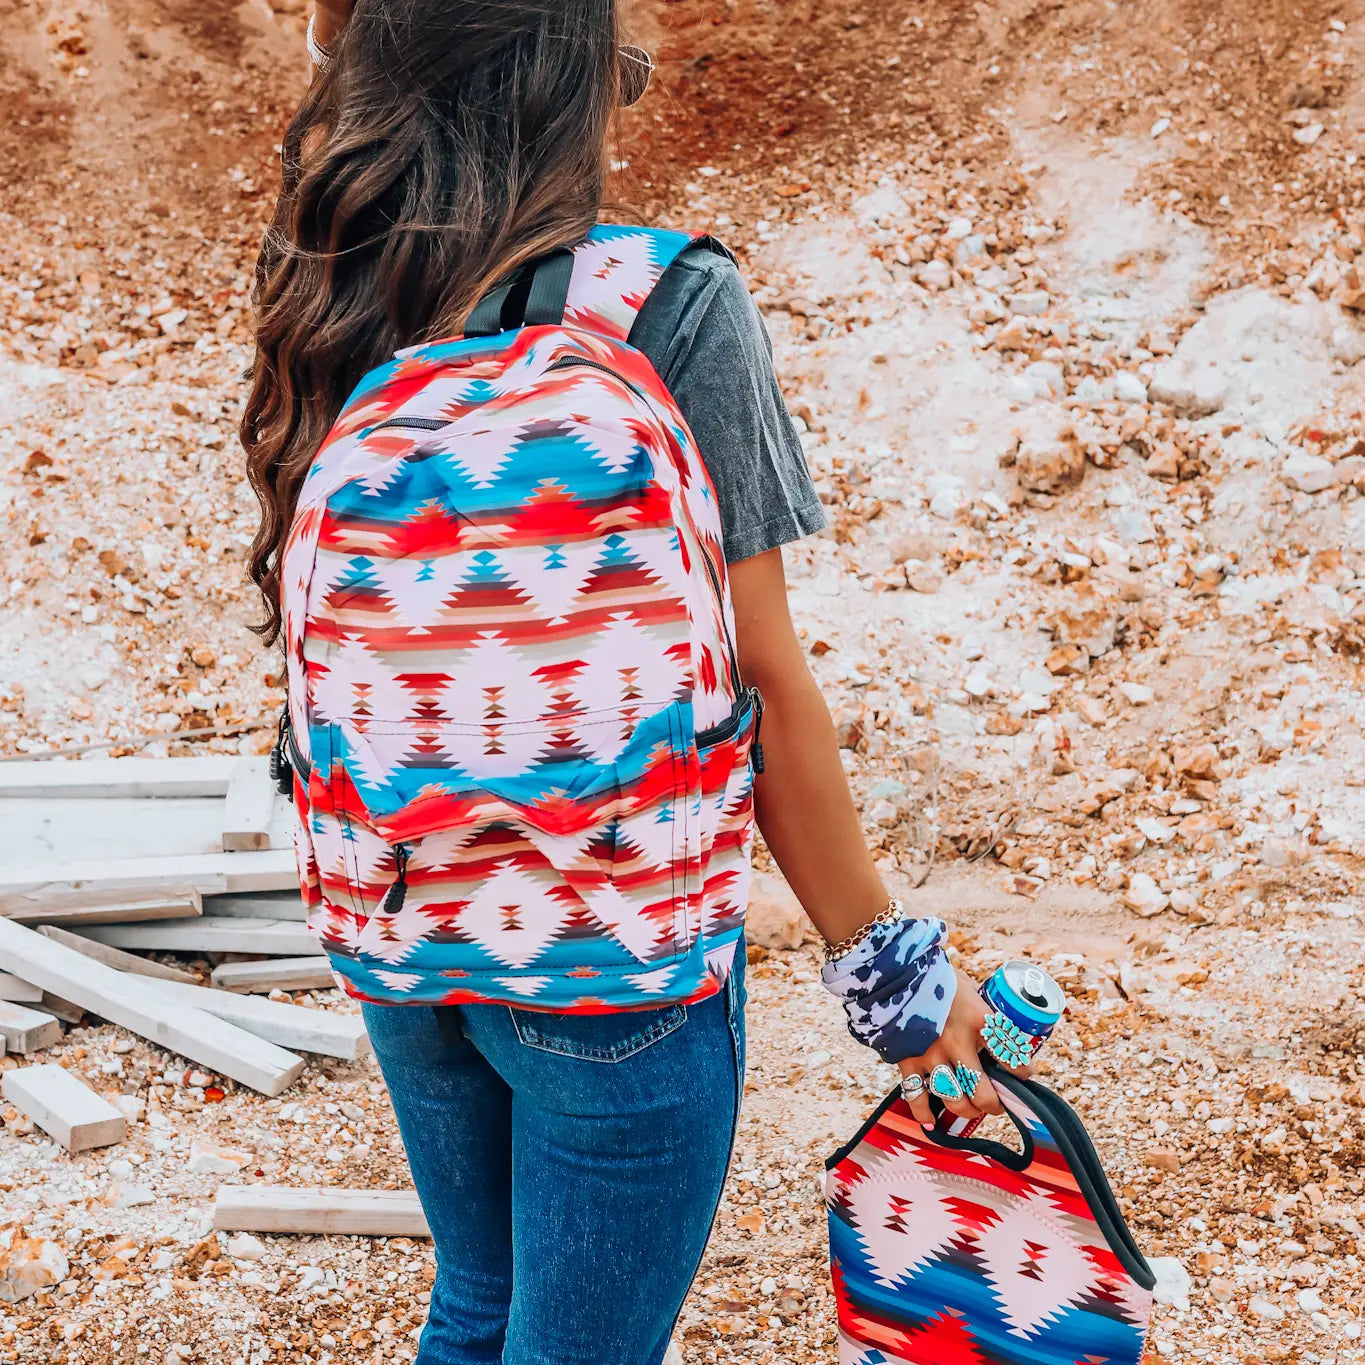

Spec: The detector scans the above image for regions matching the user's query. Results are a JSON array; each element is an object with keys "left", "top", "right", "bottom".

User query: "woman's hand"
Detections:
[{"left": 896, "top": 968, "right": 1026, "bottom": 1127}]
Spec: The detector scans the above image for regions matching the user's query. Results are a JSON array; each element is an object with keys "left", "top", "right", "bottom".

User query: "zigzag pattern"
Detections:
[
  {"left": 828, "top": 1089, "right": 1153, "bottom": 1365},
  {"left": 280, "top": 227, "right": 757, "bottom": 1011}
]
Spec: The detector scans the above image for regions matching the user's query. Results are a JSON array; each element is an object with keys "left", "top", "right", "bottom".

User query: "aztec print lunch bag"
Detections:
[{"left": 826, "top": 1064, "right": 1155, "bottom": 1365}]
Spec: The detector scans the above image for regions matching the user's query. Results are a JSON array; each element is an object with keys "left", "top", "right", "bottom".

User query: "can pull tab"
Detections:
[{"left": 1020, "top": 967, "right": 1049, "bottom": 1006}]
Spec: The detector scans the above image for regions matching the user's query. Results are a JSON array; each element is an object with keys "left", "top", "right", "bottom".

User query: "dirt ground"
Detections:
[{"left": 3, "top": 0, "right": 1365, "bottom": 1362}]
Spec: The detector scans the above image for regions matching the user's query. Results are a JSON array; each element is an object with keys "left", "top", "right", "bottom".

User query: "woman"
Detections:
[{"left": 242, "top": 4, "right": 1015, "bottom": 1362}]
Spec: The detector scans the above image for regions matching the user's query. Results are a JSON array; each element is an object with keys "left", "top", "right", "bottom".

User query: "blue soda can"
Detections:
[{"left": 945, "top": 959, "right": 1065, "bottom": 1138}]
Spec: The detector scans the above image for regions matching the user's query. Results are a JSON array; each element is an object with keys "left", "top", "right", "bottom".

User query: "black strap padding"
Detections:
[
  {"left": 465, "top": 247, "right": 576, "bottom": 337},
  {"left": 464, "top": 275, "right": 521, "bottom": 338},
  {"left": 521, "top": 247, "right": 576, "bottom": 327}
]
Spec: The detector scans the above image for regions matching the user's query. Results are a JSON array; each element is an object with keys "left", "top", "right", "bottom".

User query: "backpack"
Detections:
[
  {"left": 274, "top": 225, "right": 763, "bottom": 1013},
  {"left": 826, "top": 1066, "right": 1155, "bottom": 1365}
]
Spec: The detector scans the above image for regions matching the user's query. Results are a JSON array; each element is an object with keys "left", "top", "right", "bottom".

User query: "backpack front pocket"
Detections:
[{"left": 313, "top": 698, "right": 704, "bottom": 998}]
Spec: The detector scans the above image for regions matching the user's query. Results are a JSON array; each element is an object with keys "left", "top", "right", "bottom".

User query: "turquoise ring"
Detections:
[
  {"left": 955, "top": 1064, "right": 983, "bottom": 1097},
  {"left": 901, "top": 1073, "right": 926, "bottom": 1103},
  {"left": 982, "top": 1011, "right": 1033, "bottom": 1069},
  {"left": 929, "top": 1064, "right": 963, "bottom": 1101}
]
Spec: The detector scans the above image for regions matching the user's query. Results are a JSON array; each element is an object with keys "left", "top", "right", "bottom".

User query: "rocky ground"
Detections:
[{"left": 3, "top": 0, "right": 1365, "bottom": 1362}]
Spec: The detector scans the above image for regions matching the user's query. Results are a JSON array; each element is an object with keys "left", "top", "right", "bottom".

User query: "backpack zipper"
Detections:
[
  {"left": 368, "top": 415, "right": 451, "bottom": 433},
  {"left": 695, "top": 686, "right": 765, "bottom": 773}
]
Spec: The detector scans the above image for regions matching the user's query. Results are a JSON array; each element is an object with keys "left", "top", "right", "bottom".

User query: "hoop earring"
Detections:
[{"left": 619, "top": 45, "right": 655, "bottom": 107}]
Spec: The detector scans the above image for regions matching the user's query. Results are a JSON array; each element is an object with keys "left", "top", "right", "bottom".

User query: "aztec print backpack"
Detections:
[
  {"left": 827, "top": 1064, "right": 1156, "bottom": 1365},
  {"left": 274, "top": 225, "right": 762, "bottom": 1013}
]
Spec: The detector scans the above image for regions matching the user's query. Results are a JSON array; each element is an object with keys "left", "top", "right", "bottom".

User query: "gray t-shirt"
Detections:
[{"left": 629, "top": 246, "right": 827, "bottom": 563}]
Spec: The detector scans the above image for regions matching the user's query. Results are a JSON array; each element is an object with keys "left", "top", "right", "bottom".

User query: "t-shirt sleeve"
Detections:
[{"left": 629, "top": 248, "right": 828, "bottom": 563}]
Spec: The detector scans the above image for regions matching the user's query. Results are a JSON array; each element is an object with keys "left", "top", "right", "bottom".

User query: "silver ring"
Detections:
[
  {"left": 929, "top": 1064, "right": 963, "bottom": 1101},
  {"left": 955, "top": 1064, "right": 982, "bottom": 1097},
  {"left": 901, "top": 1073, "right": 926, "bottom": 1102}
]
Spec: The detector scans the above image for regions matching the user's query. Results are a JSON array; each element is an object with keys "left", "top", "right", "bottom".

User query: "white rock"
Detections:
[
  {"left": 1292, "top": 123, "right": 1325, "bottom": 146},
  {"left": 1115, "top": 507, "right": 1157, "bottom": 544},
  {"left": 109, "top": 1182, "right": 155, "bottom": 1209},
  {"left": 1297, "top": 1287, "right": 1324, "bottom": 1313},
  {"left": 1024, "top": 360, "right": 1066, "bottom": 399},
  {"left": 1137, "top": 818, "right": 1175, "bottom": 845},
  {"left": 1149, "top": 1257, "right": 1191, "bottom": 1310},
  {"left": 0, "top": 1236, "right": 69, "bottom": 1303},
  {"left": 760, "top": 1276, "right": 778, "bottom": 1297},
  {"left": 1207, "top": 1117, "right": 1235, "bottom": 1134},
  {"left": 226, "top": 1233, "right": 267, "bottom": 1262},
  {"left": 964, "top": 667, "right": 993, "bottom": 699},
  {"left": 298, "top": 1266, "right": 327, "bottom": 1292},
  {"left": 945, "top": 216, "right": 974, "bottom": 240},
  {"left": 188, "top": 1140, "right": 251, "bottom": 1176},
  {"left": 954, "top": 234, "right": 987, "bottom": 265},
  {"left": 906, "top": 563, "right": 944, "bottom": 594},
  {"left": 1248, "top": 1296, "right": 1286, "bottom": 1322},
  {"left": 110, "top": 1095, "right": 146, "bottom": 1124},
  {"left": 1150, "top": 117, "right": 1171, "bottom": 138},
  {"left": 1113, "top": 372, "right": 1148, "bottom": 403},
  {"left": 919, "top": 259, "right": 952, "bottom": 291},
  {"left": 1124, "top": 873, "right": 1169, "bottom": 917},
  {"left": 1009, "top": 290, "right": 1049, "bottom": 316},
  {"left": 1118, "top": 682, "right": 1155, "bottom": 705},
  {"left": 746, "top": 875, "right": 807, "bottom": 950},
  {"left": 1282, "top": 452, "right": 1336, "bottom": 493},
  {"left": 926, "top": 475, "right": 966, "bottom": 521},
  {"left": 1004, "top": 374, "right": 1036, "bottom": 403},
  {"left": 1149, "top": 362, "right": 1227, "bottom": 416},
  {"left": 1330, "top": 323, "right": 1365, "bottom": 365}
]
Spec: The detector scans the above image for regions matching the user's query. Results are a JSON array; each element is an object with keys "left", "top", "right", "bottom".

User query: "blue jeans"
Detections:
[{"left": 362, "top": 952, "right": 746, "bottom": 1365}]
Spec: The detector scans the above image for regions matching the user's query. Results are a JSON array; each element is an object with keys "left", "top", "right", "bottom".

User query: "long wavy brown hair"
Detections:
[{"left": 242, "top": 0, "right": 624, "bottom": 645}]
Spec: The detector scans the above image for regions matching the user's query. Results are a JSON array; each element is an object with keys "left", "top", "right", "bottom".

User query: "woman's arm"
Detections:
[
  {"left": 729, "top": 548, "right": 887, "bottom": 948},
  {"left": 730, "top": 548, "right": 1006, "bottom": 1122}
]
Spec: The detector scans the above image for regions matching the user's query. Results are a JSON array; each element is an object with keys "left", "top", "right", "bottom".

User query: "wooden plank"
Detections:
[
  {"left": 2, "top": 1063, "right": 126, "bottom": 1151},
  {"left": 204, "top": 891, "right": 308, "bottom": 922},
  {"left": 40, "top": 993, "right": 85, "bottom": 1025},
  {"left": 0, "top": 755, "right": 238, "bottom": 800},
  {"left": 78, "top": 918, "right": 316, "bottom": 956},
  {"left": 4, "top": 887, "right": 202, "bottom": 925},
  {"left": 142, "top": 980, "right": 369, "bottom": 1061},
  {"left": 39, "top": 926, "right": 199, "bottom": 984},
  {"left": 0, "top": 1002, "right": 62, "bottom": 1053},
  {"left": 0, "top": 973, "right": 44, "bottom": 1003},
  {"left": 214, "top": 1187, "right": 428, "bottom": 1238},
  {"left": 0, "top": 919, "right": 304, "bottom": 1095},
  {"left": 0, "top": 849, "right": 296, "bottom": 908},
  {"left": 0, "top": 798, "right": 229, "bottom": 869},
  {"left": 221, "top": 758, "right": 276, "bottom": 853},
  {"left": 210, "top": 957, "right": 334, "bottom": 994}
]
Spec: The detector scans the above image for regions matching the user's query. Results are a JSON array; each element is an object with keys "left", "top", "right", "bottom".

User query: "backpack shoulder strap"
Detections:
[{"left": 564, "top": 225, "right": 730, "bottom": 343}]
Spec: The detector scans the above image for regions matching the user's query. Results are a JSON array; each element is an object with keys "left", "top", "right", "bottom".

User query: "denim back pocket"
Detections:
[{"left": 509, "top": 1003, "right": 687, "bottom": 1063}]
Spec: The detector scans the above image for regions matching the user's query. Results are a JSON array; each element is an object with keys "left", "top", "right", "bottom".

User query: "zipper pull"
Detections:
[
  {"left": 750, "top": 687, "right": 766, "bottom": 775},
  {"left": 380, "top": 843, "right": 411, "bottom": 916},
  {"left": 269, "top": 712, "right": 295, "bottom": 797}
]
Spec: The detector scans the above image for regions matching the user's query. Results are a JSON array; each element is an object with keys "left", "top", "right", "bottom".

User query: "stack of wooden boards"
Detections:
[
  {"left": 0, "top": 754, "right": 369, "bottom": 1111},
  {"left": 0, "top": 752, "right": 440, "bottom": 1240}
]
